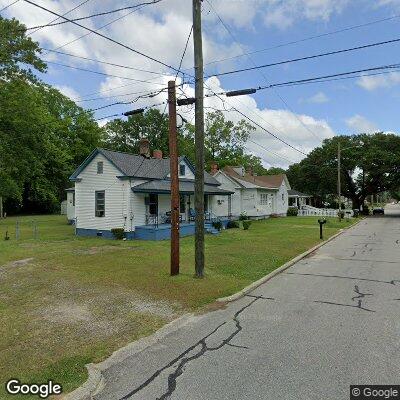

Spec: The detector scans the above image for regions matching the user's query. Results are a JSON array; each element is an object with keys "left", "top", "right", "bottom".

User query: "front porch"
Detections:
[{"left": 134, "top": 219, "right": 232, "bottom": 240}]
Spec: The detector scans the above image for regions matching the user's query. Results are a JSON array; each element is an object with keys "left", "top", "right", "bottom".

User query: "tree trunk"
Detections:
[{"left": 0, "top": 196, "right": 3, "bottom": 218}]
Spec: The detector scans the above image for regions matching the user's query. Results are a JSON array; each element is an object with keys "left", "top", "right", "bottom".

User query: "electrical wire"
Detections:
[
  {"left": 27, "top": 0, "right": 163, "bottom": 30},
  {"left": 23, "top": 0, "right": 181, "bottom": 74},
  {"left": 209, "top": 36, "right": 400, "bottom": 78},
  {"left": 44, "top": 60, "right": 169, "bottom": 85},
  {"left": 204, "top": 13, "right": 400, "bottom": 68},
  {"left": 28, "top": 0, "right": 92, "bottom": 36},
  {"left": 0, "top": 0, "right": 19, "bottom": 12}
]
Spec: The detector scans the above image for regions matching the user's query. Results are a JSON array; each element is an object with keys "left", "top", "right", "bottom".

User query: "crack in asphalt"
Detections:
[
  {"left": 314, "top": 285, "right": 375, "bottom": 312},
  {"left": 285, "top": 272, "right": 400, "bottom": 286},
  {"left": 245, "top": 294, "right": 276, "bottom": 301},
  {"left": 117, "top": 298, "right": 258, "bottom": 400}
]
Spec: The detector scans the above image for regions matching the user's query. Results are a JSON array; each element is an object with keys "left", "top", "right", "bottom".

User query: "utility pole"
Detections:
[
  {"left": 337, "top": 142, "right": 341, "bottom": 221},
  {"left": 193, "top": 0, "right": 205, "bottom": 277},
  {"left": 168, "top": 80, "right": 180, "bottom": 276}
]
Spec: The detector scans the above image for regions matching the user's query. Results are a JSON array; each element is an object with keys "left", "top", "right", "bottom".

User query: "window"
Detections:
[
  {"left": 260, "top": 193, "right": 268, "bottom": 205},
  {"left": 97, "top": 161, "right": 103, "bottom": 174},
  {"left": 180, "top": 194, "right": 186, "bottom": 213},
  {"left": 148, "top": 194, "right": 158, "bottom": 215},
  {"left": 72, "top": 192, "right": 75, "bottom": 207},
  {"left": 282, "top": 193, "right": 285, "bottom": 201},
  {"left": 95, "top": 191, "right": 105, "bottom": 217},
  {"left": 179, "top": 164, "right": 186, "bottom": 176}
]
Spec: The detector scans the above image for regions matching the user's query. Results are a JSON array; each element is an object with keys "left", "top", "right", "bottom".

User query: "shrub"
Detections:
[
  {"left": 270, "top": 213, "right": 279, "bottom": 218},
  {"left": 212, "top": 220, "right": 223, "bottom": 231},
  {"left": 242, "top": 220, "right": 252, "bottom": 230},
  {"left": 239, "top": 212, "right": 248, "bottom": 221},
  {"left": 337, "top": 211, "right": 345, "bottom": 219},
  {"left": 361, "top": 205, "right": 370, "bottom": 216},
  {"left": 287, "top": 207, "right": 298, "bottom": 216},
  {"left": 227, "top": 220, "right": 240, "bottom": 229},
  {"left": 353, "top": 209, "right": 360, "bottom": 218},
  {"left": 111, "top": 228, "right": 125, "bottom": 240}
]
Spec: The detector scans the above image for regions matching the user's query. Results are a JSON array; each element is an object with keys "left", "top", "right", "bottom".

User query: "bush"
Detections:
[
  {"left": 287, "top": 207, "right": 298, "bottom": 216},
  {"left": 227, "top": 220, "right": 240, "bottom": 229},
  {"left": 337, "top": 211, "right": 345, "bottom": 219},
  {"left": 242, "top": 220, "right": 252, "bottom": 230},
  {"left": 212, "top": 220, "right": 223, "bottom": 231},
  {"left": 361, "top": 205, "right": 370, "bottom": 215},
  {"left": 111, "top": 228, "right": 125, "bottom": 240},
  {"left": 239, "top": 212, "right": 248, "bottom": 221}
]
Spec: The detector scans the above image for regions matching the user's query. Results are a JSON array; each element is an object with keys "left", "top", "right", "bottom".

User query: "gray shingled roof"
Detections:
[
  {"left": 132, "top": 180, "right": 233, "bottom": 195},
  {"left": 70, "top": 148, "right": 219, "bottom": 185}
]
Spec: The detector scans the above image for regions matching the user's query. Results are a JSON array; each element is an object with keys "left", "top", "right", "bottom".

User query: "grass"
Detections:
[{"left": 0, "top": 215, "right": 354, "bottom": 398}]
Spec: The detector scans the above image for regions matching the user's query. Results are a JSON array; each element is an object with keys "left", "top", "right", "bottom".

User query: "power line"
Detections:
[
  {"left": 28, "top": 0, "right": 92, "bottom": 36},
  {"left": 0, "top": 0, "right": 19, "bottom": 12},
  {"left": 210, "top": 36, "right": 400, "bottom": 78},
  {"left": 44, "top": 60, "right": 169, "bottom": 85},
  {"left": 42, "top": 48, "right": 172, "bottom": 77},
  {"left": 175, "top": 24, "right": 193, "bottom": 82},
  {"left": 204, "top": 13, "right": 400, "bottom": 68},
  {"left": 205, "top": 0, "right": 316, "bottom": 147},
  {"left": 43, "top": 1, "right": 154, "bottom": 54},
  {"left": 23, "top": 0, "right": 182, "bottom": 74},
  {"left": 27, "top": 1, "right": 163, "bottom": 30}
]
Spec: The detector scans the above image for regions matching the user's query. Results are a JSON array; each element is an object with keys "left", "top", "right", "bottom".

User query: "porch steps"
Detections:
[{"left": 204, "top": 223, "right": 220, "bottom": 235}]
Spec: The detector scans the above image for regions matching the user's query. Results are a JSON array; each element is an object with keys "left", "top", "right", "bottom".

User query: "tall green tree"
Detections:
[
  {"left": 0, "top": 16, "right": 104, "bottom": 214},
  {"left": 0, "top": 16, "right": 46, "bottom": 82},
  {"left": 287, "top": 133, "right": 400, "bottom": 208}
]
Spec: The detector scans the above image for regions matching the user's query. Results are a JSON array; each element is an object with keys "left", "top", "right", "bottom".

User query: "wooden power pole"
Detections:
[
  {"left": 193, "top": 0, "right": 205, "bottom": 277},
  {"left": 337, "top": 142, "right": 341, "bottom": 221},
  {"left": 168, "top": 80, "right": 180, "bottom": 275}
]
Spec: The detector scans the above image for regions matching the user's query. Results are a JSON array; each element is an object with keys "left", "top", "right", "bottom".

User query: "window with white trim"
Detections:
[
  {"left": 260, "top": 193, "right": 268, "bottom": 205},
  {"left": 95, "top": 191, "right": 105, "bottom": 217},
  {"left": 97, "top": 161, "right": 103, "bottom": 174}
]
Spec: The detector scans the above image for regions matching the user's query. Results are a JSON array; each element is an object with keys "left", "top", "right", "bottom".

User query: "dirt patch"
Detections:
[
  {"left": 41, "top": 303, "right": 92, "bottom": 324},
  {"left": 131, "top": 300, "right": 177, "bottom": 318},
  {"left": 72, "top": 246, "right": 135, "bottom": 255},
  {"left": 7, "top": 258, "right": 34, "bottom": 267}
]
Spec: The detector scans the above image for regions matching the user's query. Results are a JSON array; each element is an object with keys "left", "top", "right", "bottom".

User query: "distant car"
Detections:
[{"left": 373, "top": 207, "right": 385, "bottom": 215}]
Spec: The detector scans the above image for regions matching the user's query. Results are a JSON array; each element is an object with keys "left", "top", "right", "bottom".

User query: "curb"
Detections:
[
  {"left": 216, "top": 217, "right": 364, "bottom": 303},
  {"left": 64, "top": 217, "right": 363, "bottom": 399},
  {"left": 64, "top": 313, "right": 199, "bottom": 400}
]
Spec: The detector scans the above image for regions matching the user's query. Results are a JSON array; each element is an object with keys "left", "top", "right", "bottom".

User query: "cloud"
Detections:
[
  {"left": 55, "top": 85, "right": 81, "bottom": 101},
  {"left": 346, "top": 114, "right": 379, "bottom": 133},
  {"left": 357, "top": 72, "right": 400, "bottom": 91},
  {"left": 263, "top": 0, "right": 350, "bottom": 29},
  {"left": 307, "top": 92, "right": 329, "bottom": 103}
]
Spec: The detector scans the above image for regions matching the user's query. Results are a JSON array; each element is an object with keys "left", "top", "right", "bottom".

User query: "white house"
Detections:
[
  {"left": 211, "top": 165, "right": 291, "bottom": 218},
  {"left": 69, "top": 140, "right": 233, "bottom": 240}
]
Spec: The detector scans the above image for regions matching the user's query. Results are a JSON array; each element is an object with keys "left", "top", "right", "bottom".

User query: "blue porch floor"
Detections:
[{"left": 134, "top": 219, "right": 230, "bottom": 240}]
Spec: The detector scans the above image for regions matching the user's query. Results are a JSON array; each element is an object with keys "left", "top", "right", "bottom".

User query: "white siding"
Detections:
[
  {"left": 275, "top": 181, "right": 288, "bottom": 215},
  {"left": 129, "top": 179, "right": 148, "bottom": 229},
  {"left": 66, "top": 192, "right": 75, "bottom": 220},
  {"left": 75, "top": 153, "right": 128, "bottom": 231},
  {"left": 242, "top": 188, "right": 258, "bottom": 217},
  {"left": 212, "top": 172, "right": 241, "bottom": 217}
]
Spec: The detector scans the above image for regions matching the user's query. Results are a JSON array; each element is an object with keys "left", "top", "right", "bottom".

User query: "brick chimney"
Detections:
[
  {"left": 153, "top": 149, "right": 163, "bottom": 159},
  {"left": 210, "top": 162, "right": 218, "bottom": 175},
  {"left": 139, "top": 138, "right": 150, "bottom": 158},
  {"left": 246, "top": 166, "right": 253, "bottom": 176}
]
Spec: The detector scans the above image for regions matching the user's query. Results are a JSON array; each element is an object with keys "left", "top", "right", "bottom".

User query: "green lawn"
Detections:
[{"left": 0, "top": 215, "right": 354, "bottom": 398}]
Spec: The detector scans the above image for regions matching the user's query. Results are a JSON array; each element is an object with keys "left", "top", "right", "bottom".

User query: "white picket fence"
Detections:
[{"left": 297, "top": 205, "right": 353, "bottom": 218}]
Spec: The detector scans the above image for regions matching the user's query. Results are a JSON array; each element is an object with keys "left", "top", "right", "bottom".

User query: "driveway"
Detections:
[{"left": 93, "top": 216, "right": 400, "bottom": 400}]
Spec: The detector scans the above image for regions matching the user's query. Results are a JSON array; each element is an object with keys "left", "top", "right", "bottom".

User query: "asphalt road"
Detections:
[{"left": 94, "top": 211, "right": 400, "bottom": 400}]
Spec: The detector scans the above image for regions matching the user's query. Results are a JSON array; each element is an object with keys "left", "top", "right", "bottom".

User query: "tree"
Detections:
[
  {"left": 104, "top": 109, "right": 169, "bottom": 155},
  {"left": 287, "top": 133, "right": 400, "bottom": 208},
  {"left": 0, "top": 16, "right": 46, "bottom": 82},
  {"left": 0, "top": 79, "right": 104, "bottom": 214}
]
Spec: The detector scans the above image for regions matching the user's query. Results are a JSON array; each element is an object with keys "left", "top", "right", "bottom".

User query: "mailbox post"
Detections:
[{"left": 318, "top": 218, "right": 327, "bottom": 240}]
